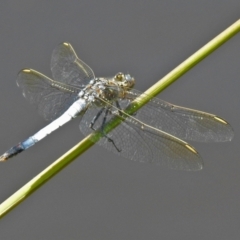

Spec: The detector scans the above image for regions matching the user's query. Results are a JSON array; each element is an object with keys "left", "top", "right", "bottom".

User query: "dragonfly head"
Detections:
[{"left": 114, "top": 72, "right": 135, "bottom": 89}]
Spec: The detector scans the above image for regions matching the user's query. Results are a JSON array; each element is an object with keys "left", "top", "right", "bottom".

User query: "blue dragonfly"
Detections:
[{"left": 0, "top": 42, "right": 234, "bottom": 170}]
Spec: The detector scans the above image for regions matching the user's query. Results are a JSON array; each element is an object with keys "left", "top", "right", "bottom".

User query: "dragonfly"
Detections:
[{"left": 0, "top": 42, "right": 234, "bottom": 171}]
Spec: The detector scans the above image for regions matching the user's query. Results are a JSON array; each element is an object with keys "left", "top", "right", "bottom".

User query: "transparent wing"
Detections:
[
  {"left": 17, "top": 69, "right": 79, "bottom": 121},
  {"left": 51, "top": 42, "right": 95, "bottom": 87},
  {"left": 80, "top": 101, "right": 203, "bottom": 171},
  {"left": 125, "top": 89, "right": 234, "bottom": 142}
]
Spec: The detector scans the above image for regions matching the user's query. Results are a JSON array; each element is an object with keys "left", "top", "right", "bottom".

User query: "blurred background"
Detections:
[{"left": 0, "top": 1, "right": 239, "bottom": 239}]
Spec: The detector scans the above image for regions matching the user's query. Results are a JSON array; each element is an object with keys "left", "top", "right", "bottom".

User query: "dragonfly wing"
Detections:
[
  {"left": 80, "top": 104, "right": 203, "bottom": 171},
  {"left": 17, "top": 69, "right": 79, "bottom": 121},
  {"left": 51, "top": 42, "right": 95, "bottom": 87},
  {"left": 125, "top": 89, "right": 234, "bottom": 142}
]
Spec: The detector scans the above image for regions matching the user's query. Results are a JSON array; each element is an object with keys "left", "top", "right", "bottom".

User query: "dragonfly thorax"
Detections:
[{"left": 79, "top": 73, "right": 135, "bottom": 105}]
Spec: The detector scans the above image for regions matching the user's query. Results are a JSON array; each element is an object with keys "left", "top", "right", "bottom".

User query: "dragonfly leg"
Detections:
[
  {"left": 115, "top": 100, "right": 122, "bottom": 115},
  {"left": 89, "top": 107, "right": 105, "bottom": 130},
  {"left": 101, "top": 108, "right": 121, "bottom": 152}
]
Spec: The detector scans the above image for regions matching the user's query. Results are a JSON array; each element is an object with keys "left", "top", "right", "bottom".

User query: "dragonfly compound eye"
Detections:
[{"left": 115, "top": 73, "right": 124, "bottom": 81}]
